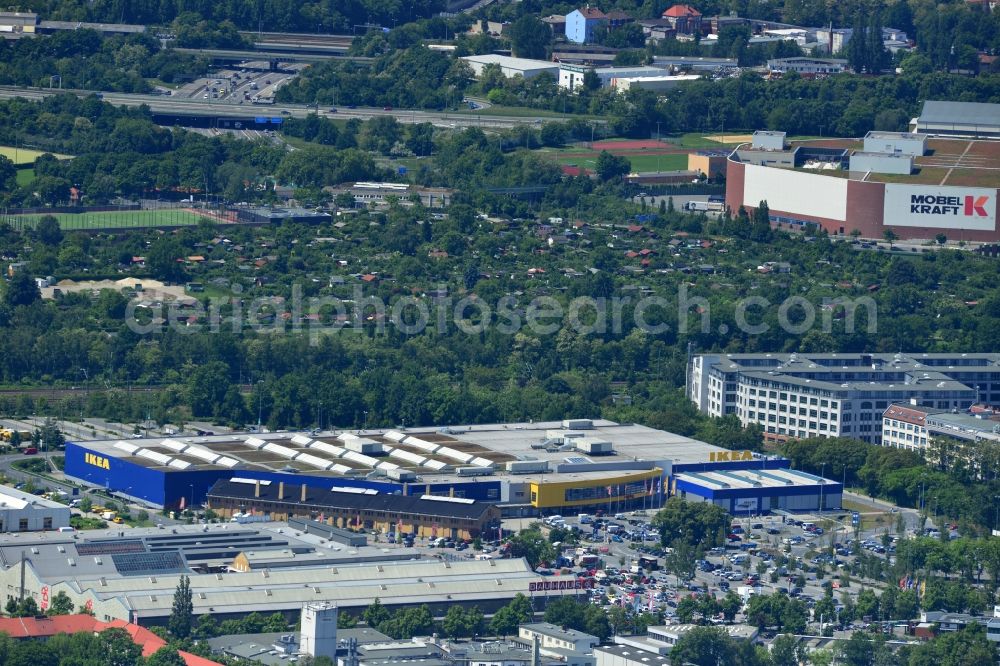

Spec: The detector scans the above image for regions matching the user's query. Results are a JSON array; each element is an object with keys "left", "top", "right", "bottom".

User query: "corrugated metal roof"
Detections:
[{"left": 920, "top": 101, "right": 1000, "bottom": 127}]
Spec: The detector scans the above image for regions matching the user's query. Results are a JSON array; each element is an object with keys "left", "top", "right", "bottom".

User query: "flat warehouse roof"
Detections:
[
  {"left": 675, "top": 467, "right": 837, "bottom": 490},
  {"left": 71, "top": 419, "right": 733, "bottom": 480},
  {"left": 920, "top": 101, "right": 1000, "bottom": 128}
]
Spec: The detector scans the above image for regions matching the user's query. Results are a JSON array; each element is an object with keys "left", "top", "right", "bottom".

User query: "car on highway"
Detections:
[{"left": 329, "top": 108, "right": 337, "bottom": 113}]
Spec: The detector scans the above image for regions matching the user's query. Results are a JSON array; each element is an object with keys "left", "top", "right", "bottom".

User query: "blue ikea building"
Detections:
[
  {"left": 64, "top": 441, "right": 503, "bottom": 510},
  {"left": 670, "top": 466, "right": 842, "bottom": 514},
  {"left": 64, "top": 426, "right": 840, "bottom": 516}
]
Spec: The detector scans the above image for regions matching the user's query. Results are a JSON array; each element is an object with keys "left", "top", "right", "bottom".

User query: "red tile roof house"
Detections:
[
  {"left": 662, "top": 4, "right": 703, "bottom": 34},
  {"left": 0, "top": 614, "right": 222, "bottom": 666}
]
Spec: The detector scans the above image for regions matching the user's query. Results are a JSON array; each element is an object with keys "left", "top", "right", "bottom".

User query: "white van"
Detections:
[{"left": 57, "top": 526, "right": 76, "bottom": 533}]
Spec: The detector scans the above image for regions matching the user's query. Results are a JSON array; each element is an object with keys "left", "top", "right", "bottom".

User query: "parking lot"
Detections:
[{"left": 498, "top": 506, "right": 927, "bottom": 626}]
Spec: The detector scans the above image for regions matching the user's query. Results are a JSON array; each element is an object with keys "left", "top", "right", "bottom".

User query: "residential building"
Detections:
[
  {"left": 883, "top": 402, "right": 1000, "bottom": 452},
  {"left": 661, "top": 5, "right": 703, "bottom": 34},
  {"left": 541, "top": 15, "right": 567, "bottom": 34},
  {"left": 689, "top": 353, "right": 1000, "bottom": 444},
  {"left": 0, "top": 615, "right": 222, "bottom": 666},
  {"left": 881, "top": 403, "right": 939, "bottom": 450},
  {"left": 605, "top": 10, "right": 635, "bottom": 29},
  {"left": 467, "top": 20, "right": 510, "bottom": 37},
  {"left": 565, "top": 6, "right": 608, "bottom": 44},
  {"left": 0, "top": 484, "right": 71, "bottom": 533},
  {"left": 637, "top": 18, "right": 675, "bottom": 41}
]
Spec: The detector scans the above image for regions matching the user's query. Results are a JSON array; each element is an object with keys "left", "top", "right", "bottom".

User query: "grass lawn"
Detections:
[
  {"left": 548, "top": 151, "right": 688, "bottom": 173},
  {"left": 625, "top": 153, "right": 688, "bottom": 172},
  {"left": 0, "top": 146, "right": 73, "bottom": 166},
  {"left": 1, "top": 209, "right": 207, "bottom": 231},
  {"left": 15, "top": 168, "right": 33, "bottom": 187},
  {"left": 70, "top": 515, "right": 109, "bottom": 530}
]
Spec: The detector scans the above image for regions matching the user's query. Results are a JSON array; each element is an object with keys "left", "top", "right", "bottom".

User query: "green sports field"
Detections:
[
  {"left": 0, "top": 146, "right": 73, "bottom": 166},
  {"left": 549, "top": 151, "right": 688, "bottom": 173},
  {"left": 0, "top": 209, "right": 207, "bottom": 231}
]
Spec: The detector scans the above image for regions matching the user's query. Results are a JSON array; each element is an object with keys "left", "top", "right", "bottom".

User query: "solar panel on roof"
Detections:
[
  {"left": 77, "top": 540, "right": 146, "bottom": 556},
  {"left": 112, "top": 551, "right": 186, "bottom": 575}
]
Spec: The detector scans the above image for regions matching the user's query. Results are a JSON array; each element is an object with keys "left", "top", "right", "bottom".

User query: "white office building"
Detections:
[
  {"left": 688, "top": 353, "right": 999, "bottom": 444},
  {"left": 559, "top": 65, "right": 667, "bottom": 90}
]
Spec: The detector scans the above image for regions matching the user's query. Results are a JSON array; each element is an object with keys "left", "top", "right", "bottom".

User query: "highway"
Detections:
[{"left": 0, "top": 85, "right": 564, "bottom": 129}]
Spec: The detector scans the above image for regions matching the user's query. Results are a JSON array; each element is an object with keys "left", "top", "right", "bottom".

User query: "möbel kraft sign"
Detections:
[{"left": 883, "top": 184, "right": 997, "bottom": 230}]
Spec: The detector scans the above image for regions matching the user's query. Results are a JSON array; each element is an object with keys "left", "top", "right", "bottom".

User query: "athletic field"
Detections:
[
  {"left": 0, "top": 209, "right": 208, "bottom": 231},
  {"left": 541, "top": 138, "right": 690, "bottom": 175},
  {"left": 0, "top": 146, "right": 73, "bottom": 166}
]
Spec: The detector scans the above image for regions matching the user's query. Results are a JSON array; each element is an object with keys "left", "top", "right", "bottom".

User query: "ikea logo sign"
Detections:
[
  {"left": 84, "top": 453, "right": 110, "bottom": 470},
  {"left": 709, "top": 450, "right": 754, "bottom": 462}
]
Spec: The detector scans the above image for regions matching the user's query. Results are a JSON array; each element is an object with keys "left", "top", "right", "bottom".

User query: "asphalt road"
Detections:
[{"left": 0, "top": 85, "right": 566, "bottom": 129}]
